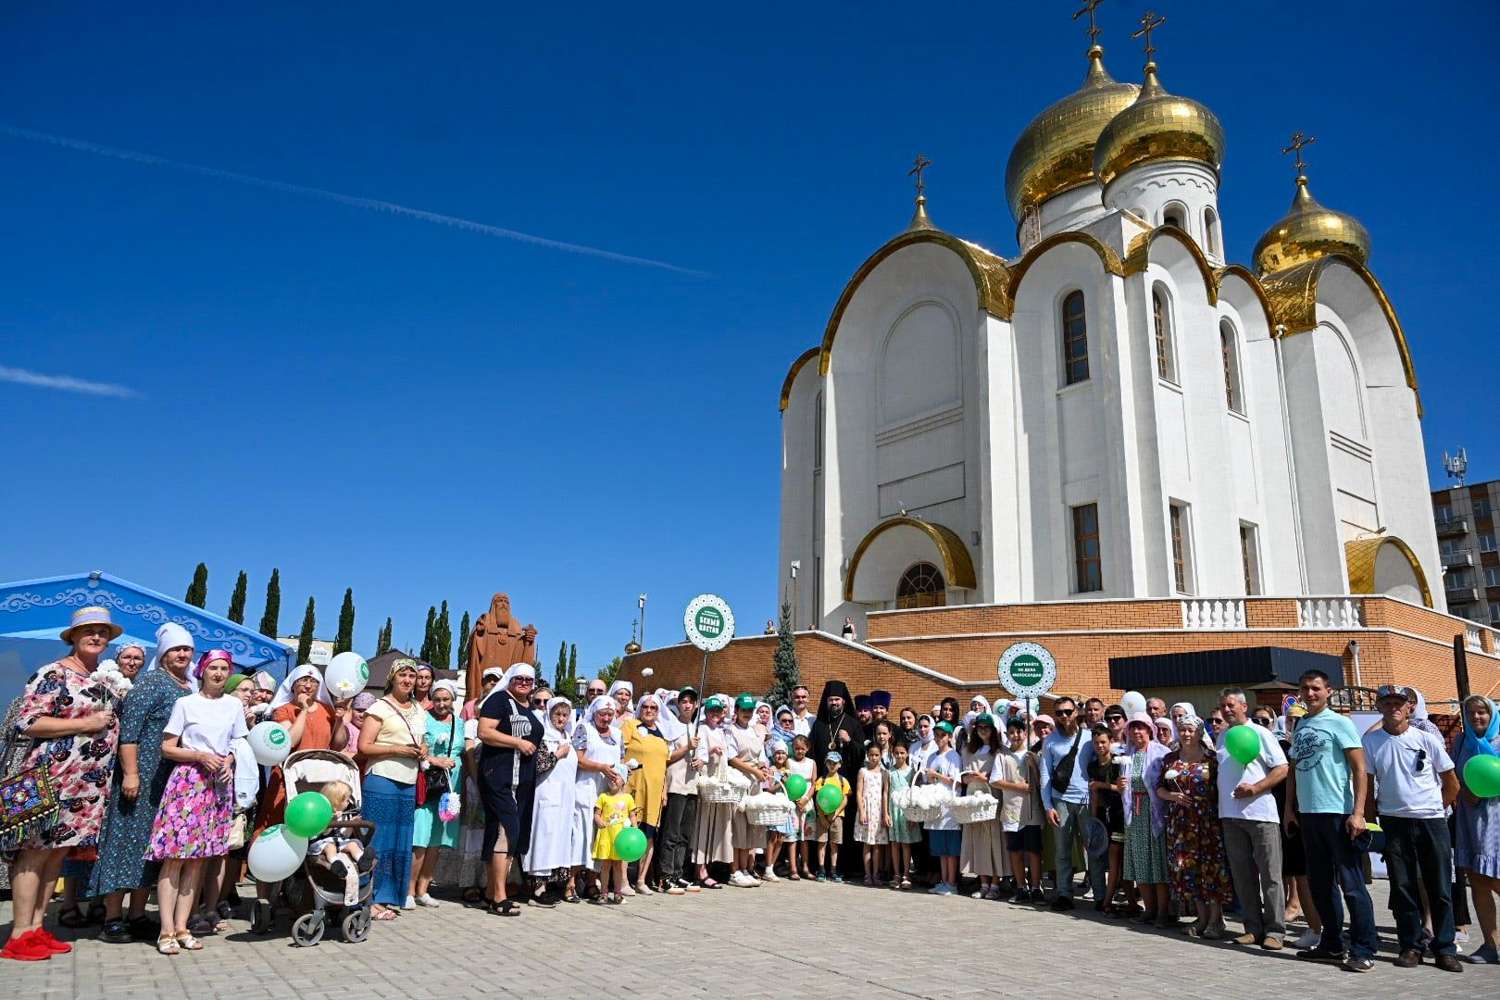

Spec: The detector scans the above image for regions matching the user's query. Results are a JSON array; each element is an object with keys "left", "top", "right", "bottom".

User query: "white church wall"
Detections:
[
  {"left": 1102, "top": 161, "right": 1220, "bottom": 258},
  {"left": 779, "top": 361, "right": 821, "bottom": 629},
  {"left": 1279, "top": 331, "right": 1349, "bottom": 594},
  {"left": 976, "top": 314, "right": 1019, "bottom": 602},
  {"left": 1037, "top": 184, "right": 1112, "bottom": 241}
]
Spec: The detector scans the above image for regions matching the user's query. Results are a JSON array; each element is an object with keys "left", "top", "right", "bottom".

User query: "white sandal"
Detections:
[{"left": 156, "top": 935, "right": 180, "bottom": 956}]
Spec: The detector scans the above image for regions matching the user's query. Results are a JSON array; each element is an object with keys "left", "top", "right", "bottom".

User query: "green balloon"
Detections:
[
  {"left": 1464, "top": 754, "right": 1500, "bottom": 799},
  {"left": 613, "top": 826, "right": 648, "bottom": 862},
  {"left": 285, "top": 791, "right": 334, "bottom": 839},
  {"left": 783, "top": 773, "right": 809, "bottom": 801},
  {"left": 1224, "top": 724, "right": 1261, "bottom": 766},
  {"left": 816, "top": 782, "right": 844, "bottom": 815}
]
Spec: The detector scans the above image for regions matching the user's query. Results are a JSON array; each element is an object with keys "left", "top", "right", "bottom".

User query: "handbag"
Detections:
[
  {"left": 534, "top": 744, "right": 557, "bottom": 777},
  {"left": 0, "top": 696, "right": 59, "bottom": 852},
  {"left": 383, "top": 696, "right": 436, "bottom": 805},
  {"left": 422, "top": 716, "right": 457, "bottom": 800}
]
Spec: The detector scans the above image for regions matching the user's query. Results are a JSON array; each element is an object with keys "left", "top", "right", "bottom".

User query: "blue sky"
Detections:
[{"left": 2, "top": 2, "right": 1494, "bottom": 673}]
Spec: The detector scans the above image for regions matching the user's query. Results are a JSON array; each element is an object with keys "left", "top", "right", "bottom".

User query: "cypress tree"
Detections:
[
  {"left": 227, "top": 571, "right": 248, "bottom": 624},
  {"left": 296, "top": 597, "right": 316, "bottom": 665},
  {"left": 457, "top": 611, "right": 471, "bottom": 671},
  {"left": 185, "top": 563, "right": 209, "bottom": 608},
  {"left": 335, "top": 588, "right": 355, "bottom": 654},
  {"left": 568, "top": 644, "right": 578, "bottom": 692},
  {"left": 553, "top": 641, "right": 568, "bottom": 691},
  {"left": 420, "top": 606, "right": 436, "bottom": 662},
  {"left": 259, "top": 569, "right": 281, "bottom": 638},
  {"left": 767, "top": 599, "right": 801, "bottom": 707},
  {"left": 434, "top": 601, "right": 452, "bottom": 668},
  {"left": 376, "top": 617, "right": 393, "bottom": 655}
]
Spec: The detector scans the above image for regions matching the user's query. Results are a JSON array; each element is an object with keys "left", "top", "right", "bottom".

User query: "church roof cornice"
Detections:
[
  {"left": 1006, "top": 230, "right": 1126, "bottom": 304},
  {"left": 1122, "top": 224, "right": 1217, "bottom": 304},
  {"left": 843, "top": 516, "right": 978, "bottom": 602},
  {"left": 778, "top": 346, "right": 821, "bottom": 413}
]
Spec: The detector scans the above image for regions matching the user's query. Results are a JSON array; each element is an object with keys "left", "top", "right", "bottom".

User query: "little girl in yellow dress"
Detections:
[{"left": 591, "top": 789, "right": 638, "bottom": 905}]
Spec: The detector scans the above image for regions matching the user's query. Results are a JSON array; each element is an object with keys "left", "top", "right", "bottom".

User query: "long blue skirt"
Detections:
[{"left": 363, "top": 773, "right": 415, "bottom": 906}]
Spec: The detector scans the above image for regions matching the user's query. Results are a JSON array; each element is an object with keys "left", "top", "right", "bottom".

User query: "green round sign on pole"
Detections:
[
  {"left": 684, "top": 594, "right": 735, "bottom": 652},
  {"left": 998, "top": 642, "right": 1057, "bottom": 699}
]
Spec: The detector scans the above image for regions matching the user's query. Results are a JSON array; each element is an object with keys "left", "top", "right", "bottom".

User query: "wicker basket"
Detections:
[
  {"left": 698, "top": 758, "right": 752, "bottom": 805},
  {"left": 741, "top": 791, "right": 796, "bottom": 825},
  {"left": 952, "top": 789, "right": 998, "bottom": 825},
  {"left": 902, "top": 784, "right": 952, "bottom": 824}
]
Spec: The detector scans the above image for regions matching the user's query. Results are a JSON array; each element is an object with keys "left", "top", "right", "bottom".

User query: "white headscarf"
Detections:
[
  {"left": 150, "top": 622, "right": 195, "bottom": 673},
  {"left": 270, "top": 664, "right": 333, "bottom": 709},
  {"left": 963, "top": 695, "right": 992, "bottom": 731},
  {"left": 480, "top": 663, "right": 536, "bottom": 715},
  {"left": 431, "top": 679, "right": 461, "bottom": 703},
  {"left": 1170, "top": 701, "right": 1195, "bottom": 719},
  {"left": 584, "top": 694, "right": 616, "bottom": 726},
  {"left": 657, "top": 692, "right": 691, "bottom": 742},
  {"left": 635, "top": 691, "right": 661, "bottom": 714},
  {"left": 541, "top": 695, "right": 574, "bottom": 748},
  {"left": 608, "top": 679, "right": 634, "bottom": 704}
]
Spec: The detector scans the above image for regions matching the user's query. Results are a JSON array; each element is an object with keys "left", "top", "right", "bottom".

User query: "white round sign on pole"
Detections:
[
  {"left": 997, "top": 641, "right": 1057, "bottom": 699},
  {"left": 684, "top": 594, "right": 735, "bottom": 652}
]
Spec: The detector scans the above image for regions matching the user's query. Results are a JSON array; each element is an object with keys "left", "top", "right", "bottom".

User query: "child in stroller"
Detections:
[
  {"left": 309, "top": 781, "right": 367, "bottom": 905},
  {"left": 277, "top": 750, "right": 377, "bottom": 946}
]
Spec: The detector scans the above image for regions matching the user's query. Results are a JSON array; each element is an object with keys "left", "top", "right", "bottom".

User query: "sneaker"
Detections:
[
  {"left": 762, "top": 870, "right": 779, "bottom": 882},
  {"left": 728, "top": 871, "right": 755, "bottom": 888},
  {"left": 831, "top": 872, "right": 844, "bottom": 884},
  {"left": 1, "top": 933, "right": 51, "bottom": 962},
  {"left": 970, "top": 888, "right": 986, "bottom": 899},
  {"left": 1341, "top": 956, "right": 1375, "bottom": 973},
  {"left": 1467, "top": 944, "right": 1499, "bottom": 964},
  {"left": 1050, "top": 896, "right": 1075, "bottom": 912},
  {"left": 928, "top": 882, "right": 947, "bottom": 895},
  {"left": 415, "top": 894, "right": 441, "bottom": 908},
  {"left": 1454, "top": 928, "right": 1470, "bottom": 944},
  {"left": 402, "top": 895, "right": 417, "bottom": 911},
  {"left": 100, "top": 920, "right": 131, "bottom": 945},
  {"left": 620, "top": 884, "right": 637, "bottom": 897},
  {"left": 1434, "top": 954, "right": 1464, "bottom": 973},
  {"left": 1291, "top": 929, "right": 1322, "bottom": 950},
  {"left": 815, "top": 872, "right": 828, "bottom": 883},
  {"left": 30, "top": 930, "right": 71, "bottom": 954}
]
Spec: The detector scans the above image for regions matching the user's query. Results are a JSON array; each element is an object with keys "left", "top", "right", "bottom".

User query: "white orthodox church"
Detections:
[{"left": 778, "top": 34, "right": 1439, "bottom": 634}]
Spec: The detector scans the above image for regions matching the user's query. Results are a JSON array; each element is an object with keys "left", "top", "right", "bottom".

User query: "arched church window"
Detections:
[
  {"left": 1152, "top": 287, "right": 1178, "bottom": 382},
  {"left": 1203, "top": 207, "right": 1221, "bottom": 256},
  {"left": 896, "top": 562, "right": 946, "bottom": 609},
  {"left": 1061, "top": 291, "right": 1089, "bottom": 385},
  {"left": 1220, "top": 319, "right": 1244, "bottom": 413},
  {"left": 1162, "top": 203, "right": 1187, "bottom": 231}
]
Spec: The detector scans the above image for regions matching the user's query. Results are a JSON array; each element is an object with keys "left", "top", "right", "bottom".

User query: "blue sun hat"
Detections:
[{"left": 60, "top": 606, "right": 124, "bottom": 644}]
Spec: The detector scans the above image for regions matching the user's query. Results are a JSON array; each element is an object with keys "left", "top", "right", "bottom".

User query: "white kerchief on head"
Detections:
[
  {"left": 585, "top": 694, "right": 615, "bottom": 725},
  {"left": 432, "top": 679, "right": 461, "bottom": 701},
  {"left": 480, "top": 663, "right": 536, "bottom": 715},
  {"left": 658, "top": 695, "right": 689, "bottom": 741},
  {"left": 608, "top": 680, "right": 633, "bottom": 700},
  {"left": 151, "top": 622, "right": 195, "bottom": 672},
  {"left": 542, "top": 695, "right": 574, "bottom": 744},
  {"left": 270, "top": 664, "right": 333, "bottom": 709}
]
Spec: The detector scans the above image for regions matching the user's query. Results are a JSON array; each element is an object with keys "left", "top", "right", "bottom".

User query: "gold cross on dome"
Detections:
[
  {"left": 1073, "top": 0, "right": 1105, "bottom": 47},
  {"left": 908, "top": 154, "right": 932, "bottom": 198},
  {"left": 1282, "top": 131, "right": 1316, "bottom": 175},
  {"left": 1132, "top": 10, "right": 1165, "bottom": 62}
]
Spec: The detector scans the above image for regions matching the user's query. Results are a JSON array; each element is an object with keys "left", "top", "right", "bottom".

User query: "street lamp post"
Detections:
[
  {"left": 789, "top": 561, "right": 800, "bottom": 630},
  {"left": 638, "top": 593, "right": 648, "bottom": 650}
]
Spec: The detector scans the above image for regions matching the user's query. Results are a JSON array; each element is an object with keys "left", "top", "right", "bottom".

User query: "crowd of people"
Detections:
[{"left": 3, "top": 605, "right": 1499, "bottom": 976}]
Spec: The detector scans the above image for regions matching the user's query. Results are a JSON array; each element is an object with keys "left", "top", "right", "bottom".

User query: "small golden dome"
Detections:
[
  {"left": 1004, "top": 46, "right": 1139, "bottom": 221},
  {"left": 1092, "top": 62, "right": 1224, "bottom": 189},
  {"left": 624, "top": 640, "right": 642, "bottom": 655},
  {"left": 1252, "top": 175, "right": 1371, "bottom": 275}
]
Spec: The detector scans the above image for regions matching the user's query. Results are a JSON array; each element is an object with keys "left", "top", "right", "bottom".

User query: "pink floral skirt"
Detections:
[{"left": 145, "top": 763, "right": 233, "bottom": 860}]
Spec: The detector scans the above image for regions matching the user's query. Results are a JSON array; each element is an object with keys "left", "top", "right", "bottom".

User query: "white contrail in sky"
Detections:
[
  {"left": 0, "top": 365, "right": 140, "bottom": 398},
  {"left": 0, "top": 123, "right": 707, "bottom": 277}
]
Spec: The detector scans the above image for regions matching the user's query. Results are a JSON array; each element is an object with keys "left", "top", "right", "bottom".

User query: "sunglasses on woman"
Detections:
[{"left": 1252, "top": 716, "right": 1273, "bottom": 727}]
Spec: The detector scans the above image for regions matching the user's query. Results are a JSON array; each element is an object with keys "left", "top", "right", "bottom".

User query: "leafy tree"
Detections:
[
  {"left": 226, "top": 571, "right": 248, "bottom": 624},
  {"left": 457, "top": 611, "right": 471, "bottom": 670},
  {"left": 598, "top": 655, "right": 624, "bottom": 687},
  {"left": 767, "top": 599, "right": 801, "bottom": 707},
  {"left": 258, "top": 569, "right": 281, "bottom": 638},
  {"left": 335, "top": 588, "right": 355, "bottom": 654},
  {"left": 376, "top": 617, "right": 393, "bottom": 655},
  {"left": 434, "top": 601, "right": 451, "bottom": 668},
  {"left": 296, "top": 597, "right": 316, "bottom": 665},
  {"left": 420, "top": 606, "right": 436, "bottom": 662},
  {"left": 185, "top": 563, "right": 209, "bottom": 608}
]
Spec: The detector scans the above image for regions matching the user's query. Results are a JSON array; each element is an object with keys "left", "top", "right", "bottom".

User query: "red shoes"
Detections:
[{"left": 1, "top": 929, "right": 71, "bottom": 961}]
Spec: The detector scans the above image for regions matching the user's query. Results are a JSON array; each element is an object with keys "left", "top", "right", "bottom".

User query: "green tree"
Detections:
[
  {"left": 335, "top": 588, "right": 355, "bottom": 654},
  {"left": 553, "top": 641, "right": 568, "bottom": 692},
  {"left": 568, "top": 644, "right": 579, "bottom": 692},
  {"left": 420, "top": 606, "right": 436, "bottom": 662},
  {"left": 258, "top": 569, "right": 281, "bottom": 638},
  {"left": 296, "top": 596, "right": 316, "bottom": 665},
  {"left": 376, "top": 617, "right": 393, "bottom": 655},
  {"left": 767, "top": 599, "right": 801, "bottom": 707},
  {"left": 598, "top": 655, "right": 624, "bottom": 686},
  {"left": 433, "top": 601, "right": 452, "bottom": 668},
  {"left": 226, "top": 570, "right": 248, "bottom": 624},
  {"left": 185, "top": 563, "right": 209, "bottom": 608},
  {"left": 457, "top": 611, "right": 471, "bottom": 670}
]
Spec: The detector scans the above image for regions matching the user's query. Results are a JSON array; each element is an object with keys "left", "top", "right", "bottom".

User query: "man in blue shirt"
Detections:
[
  {"left": 1286, "top": 668, "right": 1377, "bottom": 972},
  {"left": 1039, "top": 695, "right": 1096, "bottom": 910}
]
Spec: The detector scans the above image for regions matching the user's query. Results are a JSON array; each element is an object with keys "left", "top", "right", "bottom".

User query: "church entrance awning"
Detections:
[
  {"left": 1108, "top": 646, "right": 1343, "bottom": 691},
  {"left": 0, "top": 571, "right": 295, "bottom": 697},
  {"left": 843, "top": 516, "right": 977, "bottom": 604}
]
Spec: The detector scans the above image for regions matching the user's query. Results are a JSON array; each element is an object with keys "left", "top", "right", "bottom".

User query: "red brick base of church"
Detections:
[{"left": 618, "top": 595, "right": 1500, "bottom": 712}]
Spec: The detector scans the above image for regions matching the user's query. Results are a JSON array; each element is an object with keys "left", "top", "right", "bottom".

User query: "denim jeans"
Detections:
[
  {"left": 1382, "top": 815, "right": 1456, "bottom": 956},
  {"left": 1300, "top": 812, "right": 1379, "bottom": 959},
  {"left": 1052, "top": 800, "right": 1100, "bottom": 899}
]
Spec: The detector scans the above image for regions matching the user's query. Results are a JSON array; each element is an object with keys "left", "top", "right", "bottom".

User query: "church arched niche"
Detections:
[
  {"left": 896, "top": 561, "right": 946, "bottom": 609},
  {"left": 1316, "top": 323, "right": 1367, "bottom": 442},
  {"left": 879, "top": 301, "right": 960, "bottom": 427}
]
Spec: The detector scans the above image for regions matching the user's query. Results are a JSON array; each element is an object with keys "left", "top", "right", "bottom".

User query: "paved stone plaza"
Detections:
[{"left": 5, "top": 879, "right": 1489, "bottom": 999}]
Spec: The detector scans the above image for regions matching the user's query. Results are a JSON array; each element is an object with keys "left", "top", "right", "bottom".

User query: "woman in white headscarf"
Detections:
[
  {"left": 473, "top": 663, "right": 543, "bottom": 916},
  {"left": 608, "top": 680, "right": 635, "bottom": 727},
  {"left": 524, "top": 695, "right": 579, "bottom": 901},
  {"left": 572, "top": 695, "right": 624, "bottom": 901},
  {"left": 409, "top": 679, "right": 464, "bottom": 908}
]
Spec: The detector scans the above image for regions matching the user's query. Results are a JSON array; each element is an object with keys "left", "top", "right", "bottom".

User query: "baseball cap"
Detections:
[
  {"left": 677, "top": 685, "right": 699, "bottom": 699},
  {"left": 935, "top": 721, "right": 955, "bottom": 734},
  {"left": 735, "top": 693, "right": 756, "bottom": 711},
  {"left": 1375, "top": 684, "right": 1412, "bottom": 702}
]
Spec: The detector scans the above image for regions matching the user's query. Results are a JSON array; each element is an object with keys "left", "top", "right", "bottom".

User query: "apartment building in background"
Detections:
[{"left": 1432, "top": 477, "right": 1500, "bottom": 625}]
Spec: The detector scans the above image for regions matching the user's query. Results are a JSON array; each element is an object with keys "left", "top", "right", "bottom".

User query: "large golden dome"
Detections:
[
  {"left": 1252, "top": 175, "right": 1371, "bottom": 275},
  {"left": 1092, "top": 62, "right": 1224, "bottom": 189},
  {"left": 1004, "top": 46, "right": 1139, "bottom": 221}
]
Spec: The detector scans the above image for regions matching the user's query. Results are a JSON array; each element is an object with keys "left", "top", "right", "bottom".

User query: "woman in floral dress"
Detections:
[
  {"left": 1156, "top": 715, "right": 1232, "bottom": 938},
  {"left": 3, "top": 607, "right": 121, "bottom": 963}
]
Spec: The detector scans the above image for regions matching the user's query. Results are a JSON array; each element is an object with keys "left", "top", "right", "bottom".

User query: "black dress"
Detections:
[{"left": 478, "top": 691, "right": 543, "bottom": 857}]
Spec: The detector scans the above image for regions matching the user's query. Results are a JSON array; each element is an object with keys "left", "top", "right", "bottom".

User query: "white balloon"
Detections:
[
  {"left": 247, "top": 720, "right": 292, "bottom": 766},
  {"left": 1120, "top": 691, "right": 1148, "bottom": 717},
  {"left": 324, "top": 651, "right": 369, "bottom": 700},
  {"left": 641, "top": 667, "right": 654, "bottom": 678},
  {"left": 247, "top": 824, "right": 309, "bottom": 883}
]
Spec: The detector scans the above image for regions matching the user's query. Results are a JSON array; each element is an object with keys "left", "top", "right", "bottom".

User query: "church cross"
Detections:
[
  {"left": 1073, "top": 0, "right": 1105, "bottom": 47},
  {"left": 1132, "top": 10, "right": 1165, "bottom": 62},
  {"left": 1282, "top": 131, "right": 1316, "bottom": 175},
  {"left": 908, "top": 154, "right": 932, "bottom": 198}
]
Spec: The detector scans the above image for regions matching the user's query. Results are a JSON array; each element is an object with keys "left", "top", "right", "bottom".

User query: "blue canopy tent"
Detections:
[{"left": 0, "top": 571, "right": 294, "bottom": 698}]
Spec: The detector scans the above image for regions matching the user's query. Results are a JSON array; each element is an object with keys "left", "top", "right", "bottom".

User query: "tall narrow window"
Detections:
[
  {"left": 1220, "top": 320, "right": 1244, "bottom": 413},
  {"left": 1062, "top": 291, "right": 1089, "bottom": 385},
  {"left": 1072, "top": 503, "right": 1103, "bottom": 593},
  {"left": 1169, "top": 502, "right": 1194, "bottom": 594},
  {"left": 1162, "top": 204, "right": 1186, "bottom": 230},
  {"left": 1203, "top": 207, "right": 1220, "bottom": 256},
  {"left": 1153, "top": 288, "right": 1177, "bottom": 382},
  {"left": 1239, "top": 522, "right": 1262, "bottom": 595}
]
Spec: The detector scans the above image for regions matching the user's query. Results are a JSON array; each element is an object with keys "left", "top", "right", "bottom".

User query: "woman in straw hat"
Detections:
[{"left": 3, "top": 607, "right": 123, "bottom": 963}]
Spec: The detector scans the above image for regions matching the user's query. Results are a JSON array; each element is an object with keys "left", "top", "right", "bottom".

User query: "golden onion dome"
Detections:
[
  {"left": 1092, "top": 62, "right": 1225, "bottom": 190},
  {"left": 1252, "top": 174, "right": 1371, "bottom": 275},
  {"left": 624, "top": 640, "right": 642, "bottom": 655},
  {"left": 1004, "top": 45, "right": 1139, "bottom": 222}
]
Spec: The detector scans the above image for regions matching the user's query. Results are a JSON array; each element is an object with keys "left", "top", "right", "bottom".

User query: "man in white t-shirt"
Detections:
[
  {"left": 1216, "top": 687, "right": 1289, "bottom": 950},
  {"left": 1361, "top": 685, "right": 1462, "bottom": 973},
  {"left": 789, "top": 686, "right": 814, "bottom": 736}
]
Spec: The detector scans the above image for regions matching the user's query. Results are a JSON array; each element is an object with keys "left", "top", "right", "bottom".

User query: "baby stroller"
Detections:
[{"left": 279, "top": 749, "right": 377, "bottom": 946}]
